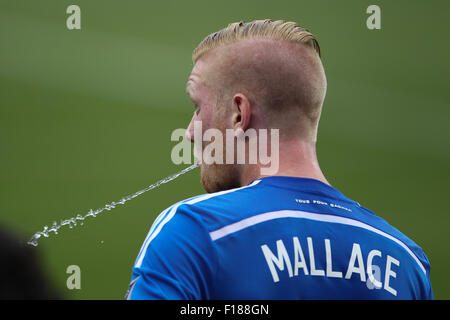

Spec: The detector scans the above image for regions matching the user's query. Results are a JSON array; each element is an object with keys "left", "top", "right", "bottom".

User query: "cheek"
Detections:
[
  {"left": 194, "top": 102, "right": 225, "bottom": 137},
  {"left": 216, "top": 102, "right": 235, "bottom": 129},
  {"left": 199, "top": 106, "right": 215, "bottom": 130}
]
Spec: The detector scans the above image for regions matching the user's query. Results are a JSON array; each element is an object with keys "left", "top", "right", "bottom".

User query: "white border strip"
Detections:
[
  {"left": 134, "top": 180, "right": 261, "bottom": 268},
  {"left": 209, "top": 209, "right": 426, "bottom": 275}
]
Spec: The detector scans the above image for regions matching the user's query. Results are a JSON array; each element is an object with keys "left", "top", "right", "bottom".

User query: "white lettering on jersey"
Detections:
[{"left": 261, "top": 237, "right": 400, "bottom": 296}]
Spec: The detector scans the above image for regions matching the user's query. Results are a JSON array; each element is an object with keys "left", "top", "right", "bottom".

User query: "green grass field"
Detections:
[{"left": 1, "top": 0, "right": 449, "bottom": 299}]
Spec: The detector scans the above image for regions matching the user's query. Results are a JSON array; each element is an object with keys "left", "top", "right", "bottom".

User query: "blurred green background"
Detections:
[{"left": 1, "top": 0, "right": 449, "bottom": 299}]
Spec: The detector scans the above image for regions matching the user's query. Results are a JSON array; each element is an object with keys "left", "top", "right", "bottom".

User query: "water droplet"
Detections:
[{"left": 26, "top": 164, "right": 198, "bottom": 246}]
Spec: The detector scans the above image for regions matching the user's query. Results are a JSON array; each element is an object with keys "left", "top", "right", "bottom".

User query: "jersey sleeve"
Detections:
[{"left": 126, "top": 203, "right": 217, "bottom": 300}]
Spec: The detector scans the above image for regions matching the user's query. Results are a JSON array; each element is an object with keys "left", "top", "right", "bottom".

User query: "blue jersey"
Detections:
[{"left": 126, "top": 176, "right": 433, "bottom": 300}]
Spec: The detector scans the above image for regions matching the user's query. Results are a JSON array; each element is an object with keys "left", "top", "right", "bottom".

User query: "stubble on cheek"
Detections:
[
  {"left": 198, "top": 111, "right": 242, "bottom": 193},
  {"left": 201, "top": 162, "right": 240, "bottom": 193}
]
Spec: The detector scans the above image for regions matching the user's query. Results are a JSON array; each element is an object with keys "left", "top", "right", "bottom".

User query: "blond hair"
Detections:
[{"left": 192, "top": 19, "right": 321, "bottom": 63}]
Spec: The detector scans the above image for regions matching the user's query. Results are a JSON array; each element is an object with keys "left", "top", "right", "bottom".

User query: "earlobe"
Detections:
[{"left": 232, "top": 93, "right": 251, "bottom": 132}]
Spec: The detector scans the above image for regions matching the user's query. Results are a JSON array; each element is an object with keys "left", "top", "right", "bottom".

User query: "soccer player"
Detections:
[{"left": 126, "top": 20, "right": 433, "bottom": 299}]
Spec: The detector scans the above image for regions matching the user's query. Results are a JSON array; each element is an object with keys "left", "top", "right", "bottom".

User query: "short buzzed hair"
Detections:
[{"left": 193, "top": 19, "right": 321, "bottom": 63}]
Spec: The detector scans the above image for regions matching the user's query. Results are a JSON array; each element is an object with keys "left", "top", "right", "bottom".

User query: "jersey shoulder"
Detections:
[{"left": 173, "top": 179, "right": 268, "bottom": 232}]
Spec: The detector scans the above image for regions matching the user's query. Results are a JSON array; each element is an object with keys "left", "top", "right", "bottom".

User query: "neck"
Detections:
[{"left": 239, "top": 139, "right": 330, "bottom": 187}]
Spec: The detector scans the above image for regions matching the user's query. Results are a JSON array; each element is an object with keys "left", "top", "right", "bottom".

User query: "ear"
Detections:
[{"left": 231, "top": 93, "right": 251, "bottom": 132}]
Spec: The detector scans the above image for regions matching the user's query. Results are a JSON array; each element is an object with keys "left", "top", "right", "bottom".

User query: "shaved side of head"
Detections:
[{"left": 200, "top": 38, "right": 327, "bottom": 141}]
